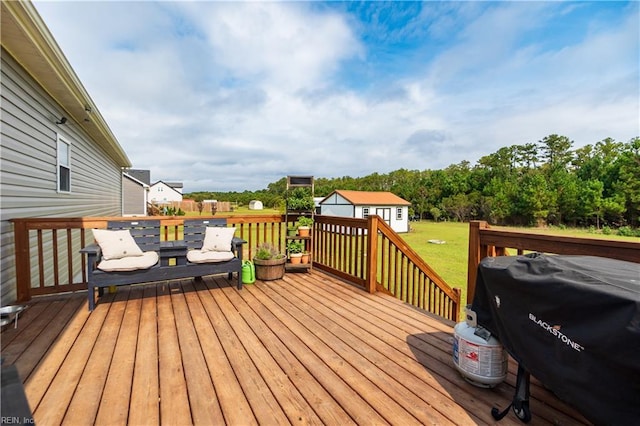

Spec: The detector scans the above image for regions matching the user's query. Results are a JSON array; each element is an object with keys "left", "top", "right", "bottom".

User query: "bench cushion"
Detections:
[
  {"left": 187, "top": 250, "right": 235, "bottom": 263},
  {"left": 202, "top": 227, "right": 236, "bottom": 252},
  {"left": 98, "top": 251, "right": 159, "bottom": 272},
  {"left": 92, "top": 229, "right": 144, "bottom": 260}
]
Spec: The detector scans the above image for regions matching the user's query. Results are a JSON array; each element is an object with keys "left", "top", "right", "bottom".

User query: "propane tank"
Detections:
[{"left": 453, "top": 307, "right": 507, "bottom": 388}]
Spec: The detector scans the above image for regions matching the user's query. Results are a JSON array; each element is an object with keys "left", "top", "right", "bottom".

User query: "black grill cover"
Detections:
[{"left": 471, "top": 254, "right": 640, "bottom": 425}]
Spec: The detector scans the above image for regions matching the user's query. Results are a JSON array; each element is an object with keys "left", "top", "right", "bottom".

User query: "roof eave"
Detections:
[{"left": 1, "top": 1, "right": 131, "bottom": 168}]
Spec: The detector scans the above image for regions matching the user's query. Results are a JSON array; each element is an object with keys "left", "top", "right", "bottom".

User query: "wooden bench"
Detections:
[{"left": 80, "top": 219, "right": 245, "bottom": 311}]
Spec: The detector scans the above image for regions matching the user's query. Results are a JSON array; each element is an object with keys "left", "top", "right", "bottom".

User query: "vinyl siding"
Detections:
[
  {"left": 1, "top": 51, "right": 124, "bottom": 304},
  {"left": 319, "top": 192, "right": 354, "bottom": 217},
  {"left": 123, "top": 175, "right": 147, "bottom": 216},
  {"left": 320, "top": 192, "right": 410, "bottom": 233}
]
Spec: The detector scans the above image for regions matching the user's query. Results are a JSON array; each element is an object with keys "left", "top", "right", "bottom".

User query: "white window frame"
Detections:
[
  {"left": 57, "top": 134, "right": 71, "bottom": 193},
  {"left": 396, "top": 207, "right": 403, "bottom": 220},
  {"left": 362, "top": 207, "right": 370, "bottom": 218}
]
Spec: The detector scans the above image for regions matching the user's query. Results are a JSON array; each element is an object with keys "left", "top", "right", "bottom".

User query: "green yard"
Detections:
[
  {"left": 400, "top": 220, "right": 638, "bottom": 305},
  {"left": 400, "top": 221, "right": 471, "bottom": 303}
]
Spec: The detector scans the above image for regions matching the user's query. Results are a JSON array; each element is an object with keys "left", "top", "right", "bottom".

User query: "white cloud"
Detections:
[{"left": 33, "top": 1, "right": 638, "bottom": 192}]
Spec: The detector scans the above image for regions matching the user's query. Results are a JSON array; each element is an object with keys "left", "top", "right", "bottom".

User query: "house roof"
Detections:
[
  {"left": 150, "top": 181, "right": 183, "bottom": 195},
  {"left": 164, "top": 182, "right": 183, "bottom": 189},
  {"left": 1, "top": 1, "right": 130, "bottom": 167},
  {"left": 123, "top": 173, "right": 149, "bottom": 188},
  {"left": 322, "top": 190, "right": 411, "bottom": 206},
  {"left": 126, "top": 169, "right": 151, "bottom": 185},
  {"left": 151, "top": 180, "right": 183, "bottom": 189}
]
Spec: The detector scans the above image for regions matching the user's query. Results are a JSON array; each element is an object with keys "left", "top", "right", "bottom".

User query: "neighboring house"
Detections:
[
  {"left": 319, "top": 190, "right": 412, "bottom": 233},
  {"left": 122, "top": 173, "right": 149, "bottom": 216},
  {"left": 149, "top": 181, "right": 183, "bottom": 203},
  {"left": 0, "top": 1, "right": 131, "bottom": 304}
]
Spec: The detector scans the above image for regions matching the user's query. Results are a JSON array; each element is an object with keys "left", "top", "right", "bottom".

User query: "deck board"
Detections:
[
  {"left": 185, "top": 280, "right": 261, "bottom": 426},
  {"left": 211, "top": 279, "right": 356, "bottom": 425},
  {"left": 2, "top": 270, "right": 590, "bottom": 426},
  {"left": 156, "top": 282, "right": 192, "bottom": 425},
  {"left": 63, "top": 287, "right": 128, "bottom": 424}
]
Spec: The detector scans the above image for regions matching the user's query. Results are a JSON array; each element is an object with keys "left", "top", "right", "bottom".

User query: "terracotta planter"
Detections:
[
  {"left": 253, "top": 257, "right": 286, "bottom": 280},
  {"left": 301, "top": 253, "right": 310, "bottom": 264},
  {"left": 297, "top": 226, "right": 310, "bottom": 237},
  {"left": 289, "top": 253, "right": 302, "bottom": 264}
]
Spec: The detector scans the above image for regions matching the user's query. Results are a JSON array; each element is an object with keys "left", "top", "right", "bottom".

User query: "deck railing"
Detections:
[
  {"left": 10, "top": 214, "right": 461, "bottom": 321},
  {"left": 314, "top": 215, "right": 461, "bottom": 321},
  {"left": 467, "top": 220, "right": 640, "bottom": 304}
]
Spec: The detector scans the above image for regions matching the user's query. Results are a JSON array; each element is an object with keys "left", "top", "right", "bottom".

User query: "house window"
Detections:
[
  {"left": 57, "top": 135, "right": 71, "bottom": 192},
  {"left": 362, "top": 207, "right": 370, "bottom": 218},
  {"left": 396, "top": 208, "right": 403, "bottom": 220}
]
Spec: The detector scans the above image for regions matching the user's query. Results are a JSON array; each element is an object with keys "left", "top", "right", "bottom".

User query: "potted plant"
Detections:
[
  {"left": 297, "top": 216, "right": 313, "bottom": 237},
  {"left": 301, "top": 251, "right": 310, "bottom": 264},
  {"left": 253, "top": 242, "right": 286, "bottom": 280},
  {"left": 287, "top": 240, "right": 304, "bottom": 264},
  {"left": 287, "top": 224, "right": 297, "bottom": 237},
  {"left": 287, "top": 187, "right": 314, "bottom": 211}
]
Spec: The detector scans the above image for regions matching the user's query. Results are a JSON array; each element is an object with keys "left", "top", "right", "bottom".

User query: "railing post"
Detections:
[
  {"left": 467, "top": 220, "right": 488, "bottom": 305},
  {"left": 453, "top": 287, "right": 462, "bottom": 322},
  {"left": 365, "top": 215, "right": 378, "bottom": 293},
  {"left": 12, "top": 219, "right": 32, "bottom": 302}
]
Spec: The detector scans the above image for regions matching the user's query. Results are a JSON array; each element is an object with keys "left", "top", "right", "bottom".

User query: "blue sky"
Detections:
[{"left": 33, "top": 1, "right": 639, "bottom": 192}]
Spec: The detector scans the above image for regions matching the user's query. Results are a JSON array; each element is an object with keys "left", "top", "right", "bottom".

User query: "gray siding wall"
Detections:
[
  {"left": 1, "top": 50, "right": 124, "bottom": 304},
  {"left": 122, "top": 176, "right": 146, "bottom": 216}
]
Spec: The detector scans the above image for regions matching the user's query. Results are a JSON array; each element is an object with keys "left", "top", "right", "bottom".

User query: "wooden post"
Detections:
[
  {"left": 467, "top": 220, "right": 488, "bottom": 306},
  {"left": 12, "top": 219, "right": 32, "bottom": 302},
  {"left": 452, "top": 287, "right": 462, "bottom": 322},
  {"left": 365, "top": 215, "right": 378, "bottom": 294}
]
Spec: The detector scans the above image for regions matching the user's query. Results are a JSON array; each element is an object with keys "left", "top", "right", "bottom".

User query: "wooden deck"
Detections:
[{"left": 1, "top": 270, "right": 589, "bottom": 425}]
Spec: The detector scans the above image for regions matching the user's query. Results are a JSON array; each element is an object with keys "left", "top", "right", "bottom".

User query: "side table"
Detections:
[{"left": 159, "top": 241, "right": 188, "bottom": 266}]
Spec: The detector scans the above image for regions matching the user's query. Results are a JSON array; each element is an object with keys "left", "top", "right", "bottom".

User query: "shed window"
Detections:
[
  {"left": 362, "top": 207, "right": 370, "bottom": 218},
  {"left": 57, "top": 135, "right": 71, "bottom": 192},
  {"left": 396, "top": 208, "right": 403, "bottom": 220}
]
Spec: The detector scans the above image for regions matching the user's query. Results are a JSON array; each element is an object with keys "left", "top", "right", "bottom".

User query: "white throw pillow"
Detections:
[
  {"left": 201, "top": 227, "right": 236, "bottom": 252},
  {"left": 92, "top": 229, "right": 144, "bottom": 260},
  {"left": 98, "top": 251, "right": 159, "bottom": 272},
  {"left": 187, "top": 250, "right": 235, "bottom": 264}
]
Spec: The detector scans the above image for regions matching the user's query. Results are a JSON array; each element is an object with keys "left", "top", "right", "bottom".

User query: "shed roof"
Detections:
[{"left": 322, "top": 190, "right": 411, "bottom": 206}]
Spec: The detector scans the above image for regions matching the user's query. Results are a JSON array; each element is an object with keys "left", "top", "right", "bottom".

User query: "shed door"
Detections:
[{"left": 376, "top": 208, "right": 391, "bottom": 225}]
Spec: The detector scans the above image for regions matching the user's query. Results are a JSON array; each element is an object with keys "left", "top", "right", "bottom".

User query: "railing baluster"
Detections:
[
  {"left": 67, "top": 229, "right": 73, "bottom": 285},
  {"left": 37, "top": 229, "right": 45, "bottom": 289},
  {"left": 52, "top": 229, "right": 59, "bottom": 287}
]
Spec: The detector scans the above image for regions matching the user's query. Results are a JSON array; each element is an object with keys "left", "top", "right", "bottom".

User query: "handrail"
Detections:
[
  {"left": 314, "top": 215, "right": 461, "bottom": 321},
  {"left": 467, "top": 220, "right": 640, "bottom": 304},
  {"left": 9, "top": 215, "right": 282, "bottom": 302},
  {"left": 10, "top": 214, "right": 461, "bottom": 321}
]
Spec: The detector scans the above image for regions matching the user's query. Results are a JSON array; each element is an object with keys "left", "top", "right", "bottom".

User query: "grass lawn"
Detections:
[
  {"left": 400, "top": 221, "right": 471, "bottom": 303},
  {"left": 400, "top": 221, "right": 639, "bottom": 307}
]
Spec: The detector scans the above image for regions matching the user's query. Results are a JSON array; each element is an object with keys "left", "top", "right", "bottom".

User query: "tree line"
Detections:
[{"left": 187, "top": 134, "right": 639, "bottom": 231}]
